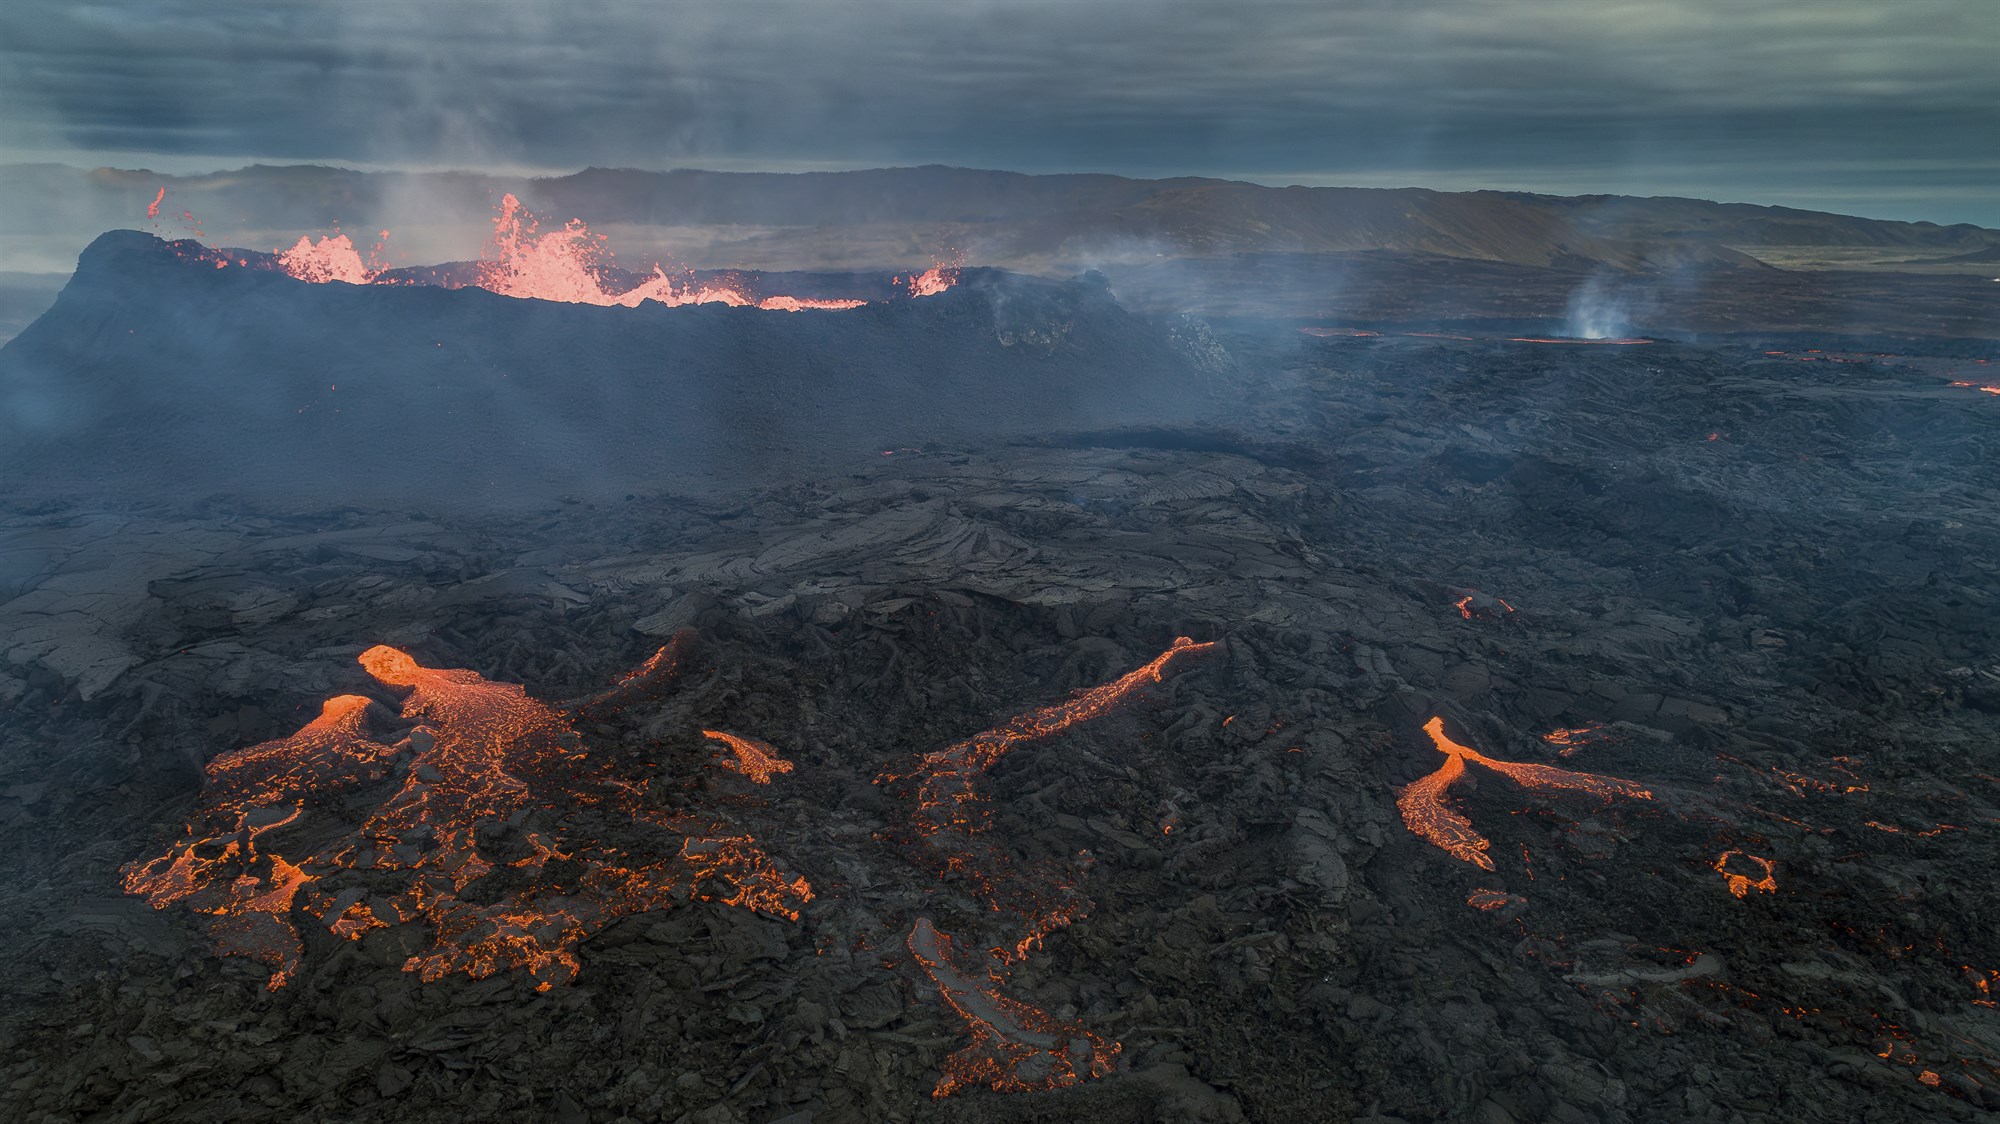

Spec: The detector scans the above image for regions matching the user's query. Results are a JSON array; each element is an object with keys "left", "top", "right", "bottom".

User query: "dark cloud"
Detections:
[{"left": 1, "top": 0, "right": 1995, "bottom": 224}]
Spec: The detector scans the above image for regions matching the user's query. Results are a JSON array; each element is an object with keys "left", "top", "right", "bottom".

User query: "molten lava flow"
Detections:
[
  {"left": 575, "top": 628, "right": 702, "bottom": 713},
  {"left": 1397, "top": 751, "right": 1492, "bottom": 869},
  {"left": 702, "top": 730, "right": 795, "bottom": 784},
  {"left": 879, "top": 638, "right": 1213, "bottom": 1095},
  {"left": 904, "top": 250, "right": 964, "bottom": 297},
  {"left": 1541, "top": 723, "right": 1607, "bottom": 757},
  {"left": 1713, "top": 849, "right": 1777, "bottom": 898},
  {"left": 146, "top": 187, "right": 165, "bottom": 220},
  {"left": 129, "top": 646, "right": 810, "bottom": 991},
  {"left": 120, "top": 695, "right": 397, "bottom": 989},
  {"left": 906, "top": 918, "right": 1119, "bottom": 1098},
  {"left": 682, "top": 835, "right": 814, "bottom": 918},
  {"left": 1466, "top": 888, "right": 1526, "bottom": 911},
  {"left": 1397, "top": 717, "right": 1652, "bottom": 869},
  {"left": 900, "top": 637, "right": 1219, "bottom": 838},
  {"left": 1949, "top": 381, "right": 2000, "bottom": 396}
]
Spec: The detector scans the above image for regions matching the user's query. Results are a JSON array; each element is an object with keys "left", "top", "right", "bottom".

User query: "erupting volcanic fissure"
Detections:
[
  {"left": 124, "top": 645, "right": 809, "bottom": 991},
  {"left": 153, "top": 188, "right": 956, "bottom": 309},
  {"left": 1397, "top": 716, "right": 1652, "bottom": 869}
]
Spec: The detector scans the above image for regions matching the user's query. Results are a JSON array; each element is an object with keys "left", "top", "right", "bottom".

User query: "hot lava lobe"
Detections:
[{"left": 126, "top": 644, "right": 811, "bottom": 993}]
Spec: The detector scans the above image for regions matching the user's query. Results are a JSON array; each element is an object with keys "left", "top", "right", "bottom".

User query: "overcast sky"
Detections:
[{"left": 1, "top": 0, "right": 1995, "bottom": 225}]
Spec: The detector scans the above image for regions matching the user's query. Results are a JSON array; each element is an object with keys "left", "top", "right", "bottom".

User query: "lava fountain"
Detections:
[{"left": 245, "top": 192, "right": 955, "bottom": 309}]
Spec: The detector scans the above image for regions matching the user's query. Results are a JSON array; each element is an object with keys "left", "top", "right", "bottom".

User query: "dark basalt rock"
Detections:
[{"left": 0, "top": 232, "right": 1219, "bottom": 510}]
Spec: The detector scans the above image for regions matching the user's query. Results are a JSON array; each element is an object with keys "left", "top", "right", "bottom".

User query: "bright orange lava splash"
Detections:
[
  {"left": 275, "top": 231, "right": 389, "bottom": 285},
  {"left": 702, "top": 730, "right": 795, "bottom": 784},
  {"left": 146, "top": 187, "right": 165, "bottom": 220},
  {"left": 903, "top": 250, "right": 964, "bottom": 297},
  {"left": 907, "top": 918, "right": 1119, "bottom": 1098},
  {"left": 475, "top": 194, "right": 853, "bottom": 309},
  {"left": 1713, "top": 849, "right": 1777, "bottom": 898},
  {"left": 1397, "top": 717, "right": 1651, "bottom": 869},
  {"left": 125, "top": 646, "right": 809, "bottom": 991},
  {"left": 886, "top": 637, "right": 1216, "bottom": 1095}
]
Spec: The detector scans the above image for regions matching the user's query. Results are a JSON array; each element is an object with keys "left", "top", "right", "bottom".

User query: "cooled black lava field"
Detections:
[{"left": 2, "top": 259, "right": 1999, "bottom": 1124}]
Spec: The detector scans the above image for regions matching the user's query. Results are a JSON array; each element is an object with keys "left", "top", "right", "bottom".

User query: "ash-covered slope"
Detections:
[{"left": 0, "top": 231, "right": 1219, "bottom": 509}]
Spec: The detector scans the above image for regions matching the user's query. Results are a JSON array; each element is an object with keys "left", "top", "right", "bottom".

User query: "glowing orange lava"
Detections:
[
  {"left": 907, "top": 918, "right": 1119, "bottom": 1098},
  {"left": 127, "top": 646, "right": 809, "bottom": 991},
  {"left": 1713, "top": 849, "right": 1776, "bottom": 898},
  {"left": 1949, "top": 381, "right": 2000, "bottom": 396},
  {"left": 880, "top": 637, "right": 1214, "bottom": 1095},
  {"left": 1452, "top": 588, "right": 1515, "bottom": 621},
  {"left": 904, "top": 250, "right": 964, "bottom": 297},
  {"left": 702, "top": 730, "right": 795, "bottom": 784},
  {"left": 146, "top": 187, "right": 165, "bottom": 220},
  {"left": 1466, "top": 888, "right": 1526, "bottom": 911},
  {"left": 476, "top": 194, "right": 878, "bottom": 308},
  {"left": 277, "top": 233, "right": 378, "bottom": 285},
  {"left": 120, "top": 695, "right": 395, "bottom": 989},
  {"left": 1398, "top": 750, "right": 1491, "bottom": 869},
  {"left": 1397, "top": 716, "right": 1651, "bottom": 869},
  {"left": 246, "top": 193, "right": 956, "bottom": 310},
  {"left": 1541, "top": 723, "right": 1607, "bottom": 757}
]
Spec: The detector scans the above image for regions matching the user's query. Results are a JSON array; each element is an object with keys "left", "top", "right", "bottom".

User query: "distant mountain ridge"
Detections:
[{"left": 3, "top": 163, "right": 1995, "bottom": 278}]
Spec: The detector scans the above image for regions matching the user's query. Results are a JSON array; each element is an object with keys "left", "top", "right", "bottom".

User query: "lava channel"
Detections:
[
  {"left": 1397, "top": 716, "right": 1652, "bottom": 869},
  {"left": 907, "top": 918, "right": 1119, "bottom": 1098},
  {"left": 881, "top": 636, "right": 1217, "bottom": 1095}
]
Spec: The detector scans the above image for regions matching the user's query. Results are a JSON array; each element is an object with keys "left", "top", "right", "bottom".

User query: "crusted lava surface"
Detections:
[{"left": 2, "top": 322, "right": 1999, "bottom": 1124}]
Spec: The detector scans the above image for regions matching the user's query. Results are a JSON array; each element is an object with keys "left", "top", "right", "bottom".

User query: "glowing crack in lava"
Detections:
[
  {"left": 906, "top": 918, "right": 1119, "bottom": 1098},
  {"left": 1451, "top": 588, "right": 1515, "bottom": 621},
  {"left": 884, "top": 636, "right": 1217, "bottom": 1095},
  {"left": 1397, "top": 716, "right": 1652, "bottom": 869},
  {"left": 1713, "top": 849, "right": 1777, "bottom": 898},
  {"left": 125, "top": 646, "right": 809, "bottom": 991},
  {"left": 1542, "top": 722, "right": 1608, "bottom": 757},
  {"left": 1466, "top": 888, "right": 1527, "bottom": 912},
  {"left": 702, "top": 730, "right": 795, "bottom": 784}
]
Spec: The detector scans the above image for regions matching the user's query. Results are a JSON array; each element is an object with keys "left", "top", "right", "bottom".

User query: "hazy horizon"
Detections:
[{"left": 3, "top": 0, "right": 1994, "bottom": 229}]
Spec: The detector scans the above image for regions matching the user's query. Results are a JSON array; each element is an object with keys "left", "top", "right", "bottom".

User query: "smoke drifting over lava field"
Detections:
[{"left": 0, "top": 128, "right": 1999, "bottom": 1124}]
